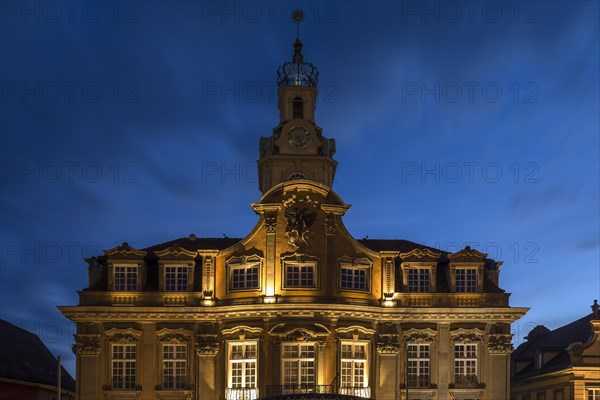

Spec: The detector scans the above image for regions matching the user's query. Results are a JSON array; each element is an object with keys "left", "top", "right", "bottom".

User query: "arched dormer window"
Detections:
[{"left": 293, "top": 97, "right": 303, "bottom": 119}]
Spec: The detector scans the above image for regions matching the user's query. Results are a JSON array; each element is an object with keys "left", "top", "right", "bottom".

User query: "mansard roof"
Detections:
[
  {"left": 144, "top": 236, "right": 241, "bottom": 255},
  {"left": 0, "top": 319, "right": 75, "bottom": 392},
  {"left": 512, "top": 312, "right": 597, "bottom": 381}
]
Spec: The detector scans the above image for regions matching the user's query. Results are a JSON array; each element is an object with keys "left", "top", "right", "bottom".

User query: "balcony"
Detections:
[
  {"left": 339, "top": 386, "right": 371, "bottom": 398},
  {"left": 266, "top": 385, "right": 371, "bottom": 398},
  {"left": 450, "top": 374, "right": 485, "bottom": 389},
  {"left": 226, "top": 387, "right": 259, "bottom": 400}
]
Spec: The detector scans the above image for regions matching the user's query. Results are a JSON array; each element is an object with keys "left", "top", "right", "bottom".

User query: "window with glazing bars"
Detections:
[
  {"left": 111, "top": 344, "right": 136, "bottom": 389},
  {"left": 455, "top": 268, "right": 477, "bottom": 292},
  {"left": 114, "top": 266, "right": 137, "bottom": 291},
  {"left": 162, "top": 344, "right": 187, "bottom": 389},
  {"left": 407, "top": 343, "right": 429, "bottom": 388},
  {"left": 285, "top": 264, "right": 315, "bottom": 288},
  {"left": 407, "top": 268, "right": 430, "bottom": 292},
  {"left": 165, "top": 266, "right": 188, "bottom": 291}
]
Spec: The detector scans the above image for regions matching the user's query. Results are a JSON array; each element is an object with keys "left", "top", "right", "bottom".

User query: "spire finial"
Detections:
[
  {"left": 290, "top": 9, "right": 305, "bottom": 40},
  {"left": 592, "top": 299, "right": 599, "bottom": 319}
]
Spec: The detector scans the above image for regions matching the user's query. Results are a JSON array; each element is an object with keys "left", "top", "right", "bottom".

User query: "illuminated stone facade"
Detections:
[{"left": 59, "top": 31, "right": 527, "bottom": 400}]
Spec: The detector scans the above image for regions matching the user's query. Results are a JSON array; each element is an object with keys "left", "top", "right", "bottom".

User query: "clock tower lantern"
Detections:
[{"left": 258, "top": 11, "right": 337, "bottom": 193}]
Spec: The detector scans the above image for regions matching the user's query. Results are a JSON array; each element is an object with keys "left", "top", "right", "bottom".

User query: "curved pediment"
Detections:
[
  {"left": 104, "top": 242, "right": 147, "bottom": 259},
  {"left": 253, "top": 181, "right": 348, "bottom": 209},
  {"left": 448, "top": 246, "right": 487, "bottom": 262},
  {"left": 269, "top": 323, "right": 330, "bottom": 342},
  {"left": 400, "top": 248, "right": 442, "bottom": 262},
  {"left": 154, "top": 246, "right": 198, "bottom": 260}
]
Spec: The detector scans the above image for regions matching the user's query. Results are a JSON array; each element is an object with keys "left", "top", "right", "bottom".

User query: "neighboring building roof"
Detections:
[
  {"left": 512, "top": 312, "right": 596, "bottom": 381},
  {"left": 0, "top": 319, "right": 75, "bottom": 392}
]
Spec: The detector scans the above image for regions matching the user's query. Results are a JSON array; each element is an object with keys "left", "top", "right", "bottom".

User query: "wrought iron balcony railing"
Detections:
[
  {"left": 225, "top": 387, "right": 259, "bottom": 400},
  {"left": 450, "top": 374, "right": 485, "bottom": 389},
  {"left": 266, "top": 385, "right": 372, "bottom": 398},
  {"left": 339, "top": 386, "right": 371, "bottom": 398},
  {"left": 267, "top": 384, "right": 334, "bottom": 396}
]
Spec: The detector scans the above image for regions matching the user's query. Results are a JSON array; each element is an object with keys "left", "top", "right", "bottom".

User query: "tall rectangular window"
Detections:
[
  {"left": 162, "top": 344, "right": 187, "bottom": 389},
  {"left": 231, "top": 265, "right": 259, "bottom": 290},
  {"left": 589, "top": 389, "right": 600, "bottom": 400},
  {"left": 114, "top": 266, "right": 137, "bottom": 291},
  {"left": 407, "top": 269, "right": 430, "bottom": 292},
  {"left": 454, "top": 343, "right": 477, "bottom": 386},
  {"left": 282, "top": 343, "right": 315, "bottom": 392},
  {"left": 407, "top": 343, "right": 429, "bottom": 388},
  {"left": 340, "top": 266, "right": 369, "bottom": 291},
  {"left": 111, "top": 344, "right": 136, "bottom": 389},
  {"left": 165, "top": 266, "right": 189, "bottom": 292},
  {"left": 284, "top": 264, "right": 315, "bottom": 288},
  {"left": 227, "top": 342, "right": 258, "bottom": 400},
  {"left": 340, "top": 342, "right": 369, "bottom": 397},
  {"left": 537, "top": 393, "right": 547, "bottom": 400},
  {"left": 553, "top": 389, "right": 564, "bottom": 400},
  {"left": 455, "top": 269, "right": 477, "bottom": 292}
]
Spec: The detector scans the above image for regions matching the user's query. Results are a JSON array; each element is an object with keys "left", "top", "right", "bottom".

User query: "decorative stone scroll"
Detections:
[
  {"left": 324, "top": 215, "right": 336, "bottom": 235},
  {"left": 265, "top": 213, "right": 277, "bottom": 234},
  {"left": 283, "top": 191, "right": 320, "bottom": 248},
  {"left": 195, "top": 334, "right": 219, "bottom": 356},
  {"left": 105, "top": 327, "right": 141, "bottom": 344},
  {"left": 377, "top": 335, "right": 400, "bottom": 354},
  {"left": 450, "top": 328, "right": 485, "bottom": 343},
  {"left": 73, "top": 334, "right": 101, "bottom": 355},
  {"left": 156, "top": 328, "right": 192, "bottom": 344},
  {"left": 487, "top": 334, "right": 513, "bottom": 354},
  {"left": 403, "top": 328, "right": 437, "bottom": 344},
  {"left": 269, "top": 323, "right": 329, "bottom": 346}
]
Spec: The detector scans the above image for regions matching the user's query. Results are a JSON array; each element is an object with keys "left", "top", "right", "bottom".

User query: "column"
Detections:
[
  {"left": 486, "top": 334, "right": 513, "bottom": 400},
  {"left": 196, "top": 333, "right": 220, "bottom": 400},
  {"left": 376, "top": 332, "right": 400, "bottom": 400},
  {"left": 437, "top": 323, "right": 450, "bottom": 399},
  {"left": 141, "top": 322, "right": 155, "bottom": 399},
  {"left": 72, "top": 334, "right": 102, "bottom": 400}
]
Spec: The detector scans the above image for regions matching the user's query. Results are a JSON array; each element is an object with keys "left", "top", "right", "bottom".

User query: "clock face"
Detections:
[{"left": 288, "top": 126, "right": 309, "bottom": 148}]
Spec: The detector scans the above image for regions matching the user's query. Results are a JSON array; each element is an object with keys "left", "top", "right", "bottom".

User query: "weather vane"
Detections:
[{"left": 290, "top": 8, "right": 305, "bottom": 40}]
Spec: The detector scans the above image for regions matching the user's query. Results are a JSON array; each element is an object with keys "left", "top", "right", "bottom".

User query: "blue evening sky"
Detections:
[{"left": 1, "top": 1, "right": 598, "bottom": 375}]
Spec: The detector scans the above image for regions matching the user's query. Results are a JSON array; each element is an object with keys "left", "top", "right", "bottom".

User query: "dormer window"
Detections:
[
  {"left": 165, "top": 266, "right": 190, "bottom": 292},
  {"left": 400, "top": 263, "right": 436, "bottom": 293},
  {"left": 536, "top": 352, "right": 543, "bottom": 369},
  {"left": 293, "top": 97, "right": 303, "bottom": 119},
  {"left": 455, "top": 268, "right": 478, "bottom": 292},
  {"left": 407, "top": 268, "right": 430, "bottom": 292},
  {"left": 114, "top": 266, "right": 138, "bottom": 291},
  {"left": 227, "top": 255, "right": 262, "bottom": 292}
]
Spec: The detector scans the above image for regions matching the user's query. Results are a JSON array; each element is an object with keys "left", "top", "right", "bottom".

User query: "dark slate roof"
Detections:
[
  {"left": 0, "top": 319, "right": 75, "bottom": 392},
  {"left": 144, "top": 237, "right": 242, "bottom": 255},
  {"left": 512, "top": 313, "right": 595, "bottom": 381},
  {"left": 358, "top": 239, "right": 447, "bottom": 255}
]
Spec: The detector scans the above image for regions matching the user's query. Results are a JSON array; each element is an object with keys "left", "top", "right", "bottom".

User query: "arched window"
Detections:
[
  {"left": 293, "top": 97, "right": 303, "bottom": 119},
  {"left": 288, "top": 172, "right": 306, "bottom": 181}
]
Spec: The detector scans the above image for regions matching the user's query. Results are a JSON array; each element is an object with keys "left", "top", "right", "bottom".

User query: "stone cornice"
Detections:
[{"left": 60, "top": 304, "right": 528, "bottom": 324}]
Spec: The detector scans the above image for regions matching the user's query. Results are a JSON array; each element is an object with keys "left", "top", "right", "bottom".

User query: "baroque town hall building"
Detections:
[{"left": 60, "top": 19, "right": 527, "bottom": 400}]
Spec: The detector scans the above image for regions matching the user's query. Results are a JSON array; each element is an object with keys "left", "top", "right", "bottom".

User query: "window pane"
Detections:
[{"left": 285, "top": 265, "right": 315, "bottom": 288}]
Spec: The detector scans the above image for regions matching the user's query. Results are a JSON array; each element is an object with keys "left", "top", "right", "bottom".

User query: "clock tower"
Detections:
[{"left": 258, "top": 12, "right": 337, "bottom": 193}]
